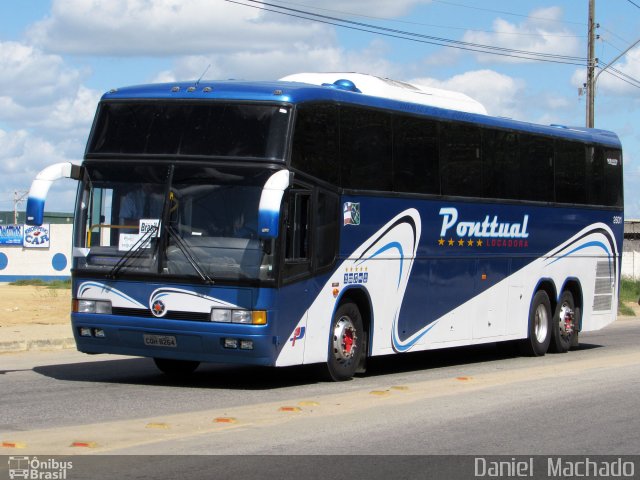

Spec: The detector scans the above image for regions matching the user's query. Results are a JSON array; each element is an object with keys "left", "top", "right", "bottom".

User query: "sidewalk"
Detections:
[
  {"left": 0, "top": 323, "right": 75, "bottom": 354},
  {"left": 0, "top": 284, "right": 74, "bottom": 354}
]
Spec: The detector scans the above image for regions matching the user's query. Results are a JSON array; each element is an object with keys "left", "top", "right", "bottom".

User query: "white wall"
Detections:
[
  {"left": 0, "top": 224, "right": 72, "bottom": 281},
  {"left": 622, "top": 251, "right": 640, "bottom": 281}
]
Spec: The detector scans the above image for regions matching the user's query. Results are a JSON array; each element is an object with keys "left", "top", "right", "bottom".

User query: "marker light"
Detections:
[
  {"left": 93, "top": 328, "right": 106, "bottom": 338},
  {"left": 210, "top": 309, "right": 267, "bottom": 325},
  {"left": 224, "top": 338, "right": 239, "bottom": 349},
  {"left": 74, "top": 299, "right": 112, "bottom": 314},
  {"left": 211, "top": 309, "right": 231, "bottom": 323},
  {"left": 79, "top": 327, "right": 92, "bottom": 337},
  {"left": 232, "top": 310, "right": 252, "bottom": 324}
]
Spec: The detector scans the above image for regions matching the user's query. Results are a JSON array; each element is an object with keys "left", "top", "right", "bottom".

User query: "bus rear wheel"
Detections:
[
  {"left": 519, "top": 290, "right": 552, "bottom": 356},
  {"left": 325, "top": 302, "right": 364, "bottom": 381},
  {"left": 153, "top": 358, "right": 200, "bottom": 377},
  {"left": 550, "top": 291, "right": 577, "bottom": 353}
]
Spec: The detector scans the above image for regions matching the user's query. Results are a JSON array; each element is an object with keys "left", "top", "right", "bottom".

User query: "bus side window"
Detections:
[
  {"left": 314, "top": 190, "right": 339, "bottom": 269},
  {"left": 283, "top": 189, "right": 312, "bottom": 280}
]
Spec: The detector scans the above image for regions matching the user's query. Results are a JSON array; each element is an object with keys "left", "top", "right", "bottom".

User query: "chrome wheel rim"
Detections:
[
  {"left": 332, "top": 316, "right": 357, "bottom": 362},
  {"left": 534, "top": 303, "right": 549, "bottom": 343},
  {"left": 558, "top": 302, "right": 574, "bottom": 338}
]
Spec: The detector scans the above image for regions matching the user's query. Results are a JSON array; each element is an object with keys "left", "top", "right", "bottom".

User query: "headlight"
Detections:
[
  {"left": 210, "top": 308, "right": 267, "bottom": 325},
  {"left": 74, "top": 299, "right": 112, "bottom": 314}
]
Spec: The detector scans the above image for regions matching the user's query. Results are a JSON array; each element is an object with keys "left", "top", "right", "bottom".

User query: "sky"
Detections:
[{"left": 1, "top": 0, "right": 639, "bottom": 217}]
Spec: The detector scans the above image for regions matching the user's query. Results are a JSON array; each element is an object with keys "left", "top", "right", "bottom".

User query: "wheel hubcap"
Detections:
[
  {"left": 332, "top": 316, "right": 357, "bottom": 362},
  {"left": 534, "top": 304, "right": 549, "bottom": 343},
  {"left": 558, "top": 302, "right": 574, "bottom": 338}
]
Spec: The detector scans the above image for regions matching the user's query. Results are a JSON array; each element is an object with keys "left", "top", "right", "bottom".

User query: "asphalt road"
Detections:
[{"left": 1, "top": 318, "right": 639, "bottom": 478}]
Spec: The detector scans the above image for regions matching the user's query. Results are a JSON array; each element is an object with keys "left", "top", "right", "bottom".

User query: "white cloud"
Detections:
[
  {"left": 151, "top": 39, "right": 399, "bottom": 84},
  {"left": 27, "top": 0, "right": 335, "bottom": 56},
  {"left": 0, "top": 129, "right": 82, "bottom": 212},
  {"left": 411, "top": 70, "right": 526, "bottom": 118},
  {"left": 462, "top": 7, "right": 580, "bottom": 64},
  {"left": 274, "top": 0, "right": 433, "bottom": 18},
  {"left": 0, "top": 41, "right": 84, "bottom": 105}
]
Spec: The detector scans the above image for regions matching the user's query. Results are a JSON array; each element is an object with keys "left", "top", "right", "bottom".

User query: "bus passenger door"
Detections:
[{"left": 278, "top": 187, "right": 313, "bottom": 365}]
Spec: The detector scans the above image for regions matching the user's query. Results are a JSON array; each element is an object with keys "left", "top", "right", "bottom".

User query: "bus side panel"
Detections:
[{"left": 292, "top": 197, "right": 622, "bottom": 361}]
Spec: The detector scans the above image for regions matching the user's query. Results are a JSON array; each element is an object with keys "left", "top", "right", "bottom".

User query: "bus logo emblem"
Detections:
[
  {"left": 290, "top": 326, "right": 306, "bottom": 346},
  {"left": 343, "top": 202, "right": 360, "bottom": 226},
  {"left": 151, "top": 299, "right": 167, "bottom": 317}
]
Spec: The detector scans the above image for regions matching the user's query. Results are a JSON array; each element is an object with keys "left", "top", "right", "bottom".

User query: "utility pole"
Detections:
[
  {"left": 585, "top": 0, "right": 596, "bottom": 128},
  {"left": 13, "top": 190, "right": 28, "bottom": 224}
]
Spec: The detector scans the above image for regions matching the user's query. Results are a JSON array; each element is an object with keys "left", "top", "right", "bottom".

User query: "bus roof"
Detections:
[{"left": 101, "top": 74, "right": 622, "bottom": 149}]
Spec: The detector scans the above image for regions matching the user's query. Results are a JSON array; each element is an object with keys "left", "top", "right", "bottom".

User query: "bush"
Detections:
[
  {"left": 619, "top": 277, "right": 640, "bottom": 303},
  {"left": 9, "top": 279, "right": 71, "bottom": 289}
]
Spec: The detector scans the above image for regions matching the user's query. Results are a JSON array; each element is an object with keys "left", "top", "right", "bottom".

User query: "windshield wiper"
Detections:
[
  {"left": 107, "top": 225, "right": 158, "bottom": 279},
  {"left": 166, "top": 225, "right": 214, "bottom": 285}
]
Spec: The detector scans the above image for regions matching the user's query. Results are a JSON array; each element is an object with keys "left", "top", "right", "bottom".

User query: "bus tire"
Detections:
[
  {"left": 153, "top": 358, "right": 200, "bottom": 376},
  {"left": 325, "top": 302, "right": 364, "bottom": 381},
  {"left": 519, "top": 290, "right": 552, "bottom": 357},
  {"left": 569, "top": 306, "right": 581, "bottom": 350},
  {"left": 550, "top": 291, "right": 577, "bottom": 353}
]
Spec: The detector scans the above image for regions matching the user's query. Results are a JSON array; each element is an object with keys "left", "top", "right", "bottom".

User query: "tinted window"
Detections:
[
  {"left": 89, "top": 102, "right": 290, "bottom": 159},
  {"left": 555, "top": 141, "right": 586, "bottom": 204},
  {"left": 393, "top": 116, "right": 440, "bottom": 194},
  {"left": 603, "top": 148, "right": 623, "bottom": 207},
  {"left": 440, "top": 123, "right": 482, "bottom": 197},
  {"left": 483, "top": 130, "right": 519, "bottom": 200},
  {"left": 519, "top": 134, "right": 554, "bottom": 202},
  {"left": 291, "top": 105, "right": 340, "bottom": 184},
  {"left": 340, "top": 107, "right": 392, "bottom": 191},
  {"left": 314, "top": 190, "right": 339, "bottom": 268}
]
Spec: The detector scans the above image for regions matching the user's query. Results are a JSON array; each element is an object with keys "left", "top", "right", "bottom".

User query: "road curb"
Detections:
[{"left": 0, "top": 337, "right": 75, "bottom": 354}]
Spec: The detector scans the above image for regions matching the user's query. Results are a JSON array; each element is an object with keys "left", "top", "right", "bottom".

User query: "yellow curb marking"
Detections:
[
  {"left": 369, "top": 390, "right": 391, "bottom": 396},
  {"left": 70, "top": 441, "right": 98, "bottom": 448},
  {"left": 278, "top": 406, "right": 302, "bottom": 412},
  {"left": 145, "top": 422, "right": 170, "bottom": 429},
  {"left": 2, "top": 441, "right": 27, "bottom": 448},
  {"left": 213, "top": 417, "right": 237, "bottom": 424}
]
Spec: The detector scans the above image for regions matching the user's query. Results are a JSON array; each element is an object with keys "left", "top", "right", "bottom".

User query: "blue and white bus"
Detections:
[{"left": 27, "top": 72, "right": 623, "bottom": 380}]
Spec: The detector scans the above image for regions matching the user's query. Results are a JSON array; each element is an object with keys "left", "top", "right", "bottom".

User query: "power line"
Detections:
[
  {"left": 606, "top": 66, "right": 640, "bottom": 89},
  {"left": 601, "top": 67, "right": 640, "bottom": 89},
  {"left": 268, "top": 0, "right": 585, "bottom": 38},
  {"left": 431, "top": 0, "right": 585, "bottom": 26},
  {"left": 627, "top": 0, "right": 640, "bottom": 10},
  {"left": 226, "top": 0, "right": 588, "bottom": 65}
]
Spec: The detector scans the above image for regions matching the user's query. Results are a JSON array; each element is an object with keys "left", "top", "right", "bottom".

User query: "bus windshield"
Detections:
[
  {"left": 88, "top": 102, "right": 290, "bottom": 160},
  {"left": 75, "top": 164, "right": 278, "bottom": 283}
]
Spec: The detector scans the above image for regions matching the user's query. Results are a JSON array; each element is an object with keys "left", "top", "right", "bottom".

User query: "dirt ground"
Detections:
[{"left": 0, "top": 285, "right": 71, "bottom": 326}]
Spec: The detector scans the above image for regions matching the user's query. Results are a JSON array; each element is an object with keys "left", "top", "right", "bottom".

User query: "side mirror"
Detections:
[
  {"left": 26, "top": 162, "right": 83, "bottom": 226},
  {"left": 257, "top": 170, "right": 290, "bottom": 239}
]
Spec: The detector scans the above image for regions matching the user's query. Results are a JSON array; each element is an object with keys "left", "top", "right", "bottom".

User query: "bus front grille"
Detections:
[{"left": 111, "top": 307, "right": 211, "bottom": 322}]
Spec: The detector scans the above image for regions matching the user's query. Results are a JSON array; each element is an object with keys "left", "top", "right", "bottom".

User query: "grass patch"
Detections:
[
  {"left": 9, "top": 279, "right": 71, "bottom": 289},
  {"left": 620, "top": 277, "right": 640, "bottom": 303},
  {"left": 618, "top": 277, "right": 640, "bottom": 316},
  {"left": 618, "top": 302, "right": 635, "bottom": 316}
]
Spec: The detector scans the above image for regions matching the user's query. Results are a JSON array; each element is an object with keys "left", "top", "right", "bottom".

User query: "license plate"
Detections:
[{"left": 143, "top": 334, "right": 177, "bottom": 348}]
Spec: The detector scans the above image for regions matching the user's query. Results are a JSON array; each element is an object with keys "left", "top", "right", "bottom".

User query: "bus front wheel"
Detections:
[
  {"left": 153, "top": 358, "right": 200, "bottom": 377},
  {"left": 519, "top": 290, "right": 552, "bottom": 356},
  {"left": 325, "top": 302, "right": 364, "bottom": 381}
]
